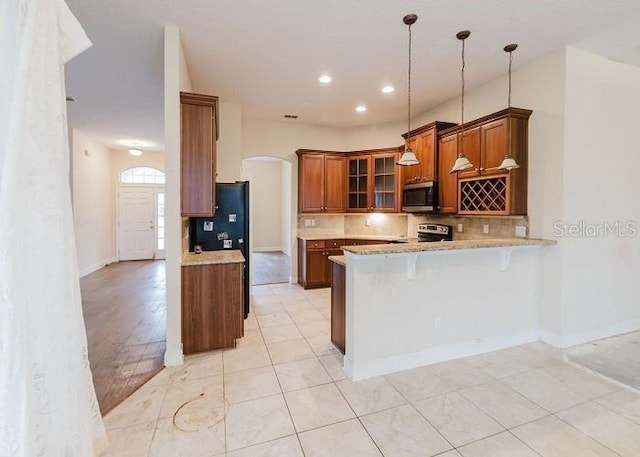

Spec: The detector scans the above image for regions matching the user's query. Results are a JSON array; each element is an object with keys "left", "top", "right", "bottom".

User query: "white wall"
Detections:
[
  {"left": 281, "top": 161, "right": 292, "bottom": 257},
  {"left": 243, "top": 159, "right": 284, "bottom": 251},
  {"left": 217, "top": 102, "right": 243, "bottom": 183},
  {"left": 557, "top": 47, "right": 640, "bottom": 344},
  {"left": 163, "top": 26, "right": 192, "bottom": 366},
  {"left": 72, "top": 130, "right": 116, "bottom": 276}
]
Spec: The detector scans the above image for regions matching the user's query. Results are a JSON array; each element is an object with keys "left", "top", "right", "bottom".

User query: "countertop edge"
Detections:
[
  {"left": 182, "top": 250, "right": 246, "bottom": 266},
  {"left": 342, "top": 238, "right": 557, "bottom": 255},
  {"left": 328, "top": 255, "right": 346, "bottom": 266}
]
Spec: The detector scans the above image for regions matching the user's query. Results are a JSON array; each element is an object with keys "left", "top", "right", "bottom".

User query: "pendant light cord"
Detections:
[
  {"left": 508, "top": 49, "right": 513, "bottom": 157},
  {"left": 461, "top": 37, "right": 465, "bottom": 126},
  {"left": 407, "top": 21, "right": 412, "bottom": 149}
]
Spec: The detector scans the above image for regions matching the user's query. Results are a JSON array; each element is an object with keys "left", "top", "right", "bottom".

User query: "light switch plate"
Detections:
[
  {"left": 483, "top": 224, "right": 490, "bottom": 234},
  {"left": 515, "top": 226, "right": 527, "bottom": 237},
  {"left": 457, "top": 223, "right": 464, "bottom": 233},
  {"left": 304, "top": 219, "right": 312, "bottom": 227}
]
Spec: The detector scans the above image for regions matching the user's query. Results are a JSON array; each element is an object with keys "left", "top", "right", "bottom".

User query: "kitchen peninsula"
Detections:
[{"left": 334, "top": 238, "right": 555, "bottom": 381}]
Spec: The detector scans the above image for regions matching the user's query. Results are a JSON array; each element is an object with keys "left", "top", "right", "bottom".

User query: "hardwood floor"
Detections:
[
  {"left": 80, "top": 260, "right": 166, "bottom": 415},
  {"left": 252, "top": 251, "right": 290, "bottom": 285}
]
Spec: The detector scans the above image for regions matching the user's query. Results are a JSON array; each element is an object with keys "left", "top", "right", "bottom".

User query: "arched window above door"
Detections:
[{"left": 120, "top": 167, "right": 165, "bottom": 184}]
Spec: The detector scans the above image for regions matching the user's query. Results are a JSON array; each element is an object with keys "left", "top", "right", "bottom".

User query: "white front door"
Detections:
[{"left": 118, "top": 187, "right": 156, "bottom": 260}]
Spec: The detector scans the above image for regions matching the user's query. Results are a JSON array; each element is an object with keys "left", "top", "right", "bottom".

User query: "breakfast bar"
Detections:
[{"left": 335, "top": 238, "right": 555, "bottom": 380}]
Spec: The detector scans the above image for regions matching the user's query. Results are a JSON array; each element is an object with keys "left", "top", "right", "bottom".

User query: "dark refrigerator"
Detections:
[{"left": 189, "top": 181, "right": 250, "bottom": 317}]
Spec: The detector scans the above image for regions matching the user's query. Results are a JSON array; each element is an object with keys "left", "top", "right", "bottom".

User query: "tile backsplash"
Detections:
[{"left": 298, "top": 213, "right": 529, "bottom": 240}]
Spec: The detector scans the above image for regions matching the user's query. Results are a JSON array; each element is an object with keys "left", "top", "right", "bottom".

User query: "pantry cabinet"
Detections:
[{"left": 180, "top": 92, "right": 218, "bottom": 217}]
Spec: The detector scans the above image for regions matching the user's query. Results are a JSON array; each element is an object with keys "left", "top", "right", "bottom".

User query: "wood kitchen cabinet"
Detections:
[
  {"left": 438, "top": 108, "right": 532, "bottom": 215},
  {"left": 181, "top": 261, "right": 244, "bottom": 354},
  {"left": 180, "top": 92, "right": 219, "bottom": 217},
  {"left": 297, "top": 150, "right": 346, "bottom": 213},
  {"left": 400, "top": 121, "right": 457, "bottom": 186},
  {"left": 437, "top": 134, "right": 459, "bottom": 214},
  {"left": 330, "top": 259, "right": 346, "bottom": 354},
  {"left": 346, "top": 147, "right": 402, "bottom": 213}
]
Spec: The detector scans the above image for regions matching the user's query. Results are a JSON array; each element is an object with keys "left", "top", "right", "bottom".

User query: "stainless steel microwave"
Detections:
[{"left": 402, "top": 181, "right": 438, "bottom": 213}]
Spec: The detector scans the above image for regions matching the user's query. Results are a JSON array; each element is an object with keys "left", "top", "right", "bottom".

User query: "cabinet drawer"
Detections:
[
  {"left": 325, "top": 239, "right": 345, "bottom": 249},
  {"left": 307, "top": 240, "right": 326, "bottom": 250}
]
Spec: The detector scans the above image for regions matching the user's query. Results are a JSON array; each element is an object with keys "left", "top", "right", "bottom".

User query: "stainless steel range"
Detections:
[{"left": 417, "top": 223, "right": 453, "bottom": 242}]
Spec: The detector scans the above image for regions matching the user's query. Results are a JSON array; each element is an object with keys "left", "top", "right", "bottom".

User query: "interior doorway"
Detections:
[{"left": 242, "top": 156, "right": 293, "bottom": 285}]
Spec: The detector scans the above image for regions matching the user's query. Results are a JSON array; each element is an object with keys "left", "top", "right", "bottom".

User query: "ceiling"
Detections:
[{"left": 64, "top": 0, "right": 640, "bottom": 152}]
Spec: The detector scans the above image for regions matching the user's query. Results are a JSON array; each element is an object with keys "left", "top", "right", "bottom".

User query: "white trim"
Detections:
[
  {"left": 347, "top": 330, "right": 538, "bottom": 381},
  {"left": 163, "top": 348, "right": 184, "bottom": 366},
  {"left": 79, "top": 257, "right": 118, "bottom": 278},
  {"left": 252, "top": 246, "right": 284, "bottom": 252},
  {"left": 539, "top": 319, "right": 640, "bottom": 349}
]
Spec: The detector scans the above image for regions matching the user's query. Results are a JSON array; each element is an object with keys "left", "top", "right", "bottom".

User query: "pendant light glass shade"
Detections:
[
  {"left": 497, "top": 43, "right": 520, "bottom": 171},
  {"left": 397, "top": 14, "right": 419, "bottom": 167},
  {"left": 497, "top": 156, "right": 519, "bottom": 170},
  {"left": 398, "top": 148, "right": 419, "bottom": 166},
  {"left": 450, "top": 155, "right": 473, "bottom": 172},
  {"left": 450, "top": 30, "right": 474, "bottom": 174}
]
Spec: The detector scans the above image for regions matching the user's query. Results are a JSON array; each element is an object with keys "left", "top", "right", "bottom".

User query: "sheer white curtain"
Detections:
[{"left": 0, "top": 0, "right": 107, "bottom": 455}]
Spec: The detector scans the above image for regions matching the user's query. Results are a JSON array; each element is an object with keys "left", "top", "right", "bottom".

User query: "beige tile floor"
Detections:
[{"left": 100, "top": 284, "right": 640, "bottom": 457}]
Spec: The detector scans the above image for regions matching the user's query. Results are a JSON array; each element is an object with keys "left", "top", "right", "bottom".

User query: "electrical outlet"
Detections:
[
  {"left": 304, "top": 219, "right": 312, "bottom": 227},
  {"left": 457, "top": 223, "right": 464, "bottom": 233},
  {"left": 311, "top": 219, "right": 316, "bottom": 227},
  {"left": 366, "top": 218, "right": 371, "bottom": 227},
  {"left": 434, "top": 316, "right": 443, "bottom": 329},
  {"left": 483, "top": 224, "right": 490, "bottom": 234},
  {"left": 515, "top": 226, "right": 527, "bottom": 237}
]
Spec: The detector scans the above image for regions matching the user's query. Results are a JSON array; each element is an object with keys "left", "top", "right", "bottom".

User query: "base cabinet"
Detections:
[
  {"left": 182, "top": 262, "right": 244, "bottom": 354},
  {"left": 330, "top": 261, "right": 346, "bottom": 354}
]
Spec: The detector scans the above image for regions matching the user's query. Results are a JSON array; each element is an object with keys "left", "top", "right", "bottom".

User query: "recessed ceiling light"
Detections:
[
  {"left": 318, "top": 75, "right": 332, "bottom": 84},
  {"left": 382, "top": 86, "right": 395, "bottom": 93},
  {"left": 355, "top": 105, "right": 367, "bottom": 113}
]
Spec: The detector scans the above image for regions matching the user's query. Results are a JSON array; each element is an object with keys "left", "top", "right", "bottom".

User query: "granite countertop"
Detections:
[
  {"left": 342, "top": 238, "right": 556, "bottom": 255},
  {"left": 182, "top": 250, "right": 245, "bottom": 266},
  {"left": 328, "top": 255, "right": 346, "bottom": 266},
  {"left": 297, "top": 233, "right": 407, "bottom": 242}
]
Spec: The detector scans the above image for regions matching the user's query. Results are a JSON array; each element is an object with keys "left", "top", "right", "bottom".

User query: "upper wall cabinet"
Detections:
[
  {"left": 438, "top": 108, "right": 532, "bottom": 215},
  {"left": 180, "top": 92, "right": 219, "bottom": 217},
  {"left": 400, "top": 121, "right": 457, "bottom": 186},
  {"left": 297, "top": 150, "right": 346, "bottom": 213},
  {"left": 346, "top": 147, "right": 402, "bottom": 213}
]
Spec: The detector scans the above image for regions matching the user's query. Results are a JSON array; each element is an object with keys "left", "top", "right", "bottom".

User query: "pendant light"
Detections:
[
  {"left": 497, "top": 43, "right": 520, "bottom": 170},
  {"left": 397, "top": 14, "right": 419, "bottom": 166},
  {"left": 450, "top": 30, "right": 474, "bottom": 174}
]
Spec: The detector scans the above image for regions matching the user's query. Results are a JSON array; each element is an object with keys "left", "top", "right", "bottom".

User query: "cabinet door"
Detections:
[
  {"left": 372, "top": 153, "right": 399, "bottom": 212},
  {"left": 324, "top": 155, "right": 346, "bottom": 213},
  {"left": 482, "top": 118, "right": 508, "bottom": 174},
  {"left": 416, "top": 130, "right": 436, "bottom": 182},
  {"left": 325, "top": 248, "right": 343, "bottom": 286},
  {"left": 438, "top": 134, "right": 459, "bottom": 214},
  {"left": 305, "top": 250, "right": 327, "bottom": 288},
  {"left": 181, "top": 263, "right": 243, "bottom": 354},
  {"left": 347, "top": 155, "right": 370, "bottom": 212},
  {"left": 181, "top": 103, "right": 215, "bottom": 216},
  {"left": 458, "top": 127, "right": 482, "bottom": 179},
  {"left": 299, "top": 155, "right": 325, "bottom": 213},
  {"left": 330, "top": 261, "right": 346, "bottom": 354}
]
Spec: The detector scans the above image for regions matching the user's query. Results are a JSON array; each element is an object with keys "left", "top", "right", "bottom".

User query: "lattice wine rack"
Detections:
[{"left": 458, "top": 175, "right": 510, "bottom": 215}]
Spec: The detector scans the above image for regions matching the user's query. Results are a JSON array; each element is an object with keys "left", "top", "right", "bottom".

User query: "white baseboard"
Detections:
[
  {"left": 79, "top": 257, "right": 118, "bottom": 277},
  {"left": 349, "top": 330, "right": 538, "bottom": 381},
  {"left": 539, "top": 319, "right": 640, "bottom": 349},
  {"left": 164, "top": 349, "right": 184, "bottom": 367},
  {"left": 252, "top": 247, "right": 284, "bottom": 253}
]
